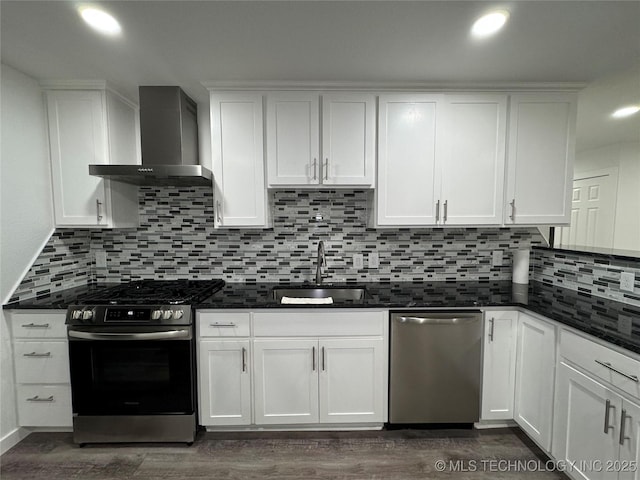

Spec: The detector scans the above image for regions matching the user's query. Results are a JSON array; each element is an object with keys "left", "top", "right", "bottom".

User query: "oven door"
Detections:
[{"left": 67, "top": 326, "right": 195, "bottom": 416}]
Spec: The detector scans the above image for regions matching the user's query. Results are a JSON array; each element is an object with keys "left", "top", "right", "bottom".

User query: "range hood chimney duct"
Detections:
[{"left": 89, "top": 86, "right": 213, "bottom": 186}]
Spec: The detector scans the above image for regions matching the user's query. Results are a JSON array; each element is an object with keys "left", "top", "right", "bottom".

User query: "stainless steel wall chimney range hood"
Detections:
[{"left": 89, "top": 86, "right": 213, "bottom": 186}]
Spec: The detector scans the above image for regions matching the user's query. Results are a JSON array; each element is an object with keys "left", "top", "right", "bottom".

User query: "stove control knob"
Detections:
[
  {"left": 71, "top": 309, "right": 82, "bottom": 320},
  {"left": 82, "top": 310, "right": 93, "bottom": 321},
  {"left": 162, "top": 310, "right": 173, "bottom": 320},
  {"left": 151, "top": 310, "right": 162, "bottom": 320},
  {"left": 173, "top": 310, "right": 184, "bottom": 320}
]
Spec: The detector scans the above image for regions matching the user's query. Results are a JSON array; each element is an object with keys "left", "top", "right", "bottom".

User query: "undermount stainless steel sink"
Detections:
[{"left": 272, "top": 286, "right": 367, "bottom": 303}]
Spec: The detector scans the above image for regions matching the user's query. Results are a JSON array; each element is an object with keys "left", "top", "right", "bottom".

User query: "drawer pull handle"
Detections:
[
  {"left": 23, "top": 352, "right": 51, "bottom": 357},
  {"left": 21, "top": 323, "right": 50, "bottom": 329},
  {"left": 595, "top": 360, "right": 639, "bottom": 383},
  {"left": 312, "top": 346, "right": 316, "bottom": 371},
  {"left": 210, "top": 323, "right": 236, "bottom": 327},
  {"left": 489, "top": 318, "right": 495, "bottom": 342},
  {"left": 604, "top": 399, "right": 614, "bottom": 434},
  {"left": 27, "top": 395, "right": 54, "bottom": 402}
]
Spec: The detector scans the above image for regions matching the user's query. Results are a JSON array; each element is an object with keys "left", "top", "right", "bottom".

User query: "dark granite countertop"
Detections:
[{"left": 4, "top": 280, "right": 640, "bottom": 355}]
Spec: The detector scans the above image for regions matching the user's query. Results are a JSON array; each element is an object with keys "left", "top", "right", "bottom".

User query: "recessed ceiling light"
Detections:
[
  {"left": 472, "top": 10, "right": 510, "bottom": 38},
  {"left": 79, "top": 6, "right": 121, "bottom": 36},
  {"left": 611, "top": 105, "right": 640, "bottom": 119}
]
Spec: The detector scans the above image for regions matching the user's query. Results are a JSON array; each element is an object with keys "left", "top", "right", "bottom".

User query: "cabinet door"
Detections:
[
  {"left": 253, "top": 339, "right": 319, "bottom": 425},
  {"left": 376, "top": 94, "right": 442, "bottom": 226},
  {"left": 514, "top": 313, "right": 556, "bottom": 451},
  {"left": 321, "top": 94, "right": 375, "bottom": 186},
  {"left": 319, "top": 338, "right": 385, "bottom": 424},
  {"left": 267, "top": 93, "right": 320, "bottom": 186},
  {"left": 481, "top": 311, "right": 517, "bottom": 421},
  {"left": 505, "top": 93, "right": 577, "bottom": 225},
  {"left": 620, "top": 397, "right": 640, "bottom": 480},
  {"left": 46, "top": 90, "right": 109, "bottom": 226},
  {"left": 198, "top": 340, "right": 251, "bottom": 426},
  {"left": 439, "top": 95, "right": 506, "bottom": 225},
  {"left": 553, "top": 362, "right": 619, "bottom": 480},
  {"left": 210, "top": 93, "right": 268, "bottom": 227}
]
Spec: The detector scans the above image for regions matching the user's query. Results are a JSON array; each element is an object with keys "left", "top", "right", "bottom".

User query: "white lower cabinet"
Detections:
[
  {"left": 514, "top": 312, "right": 557, "bottom": 451},
  {"left": 8, "top": 310, "right": 72, "bottom": 428},
  {"left": 553, "top": 329, "right": 640, "bottom": 480},
  {"left": 481, "top": 310, "right": 518, "bottom": 421},
  {"left": 197, "top": 309, "right": 388, "bottom": 429},
  {"left": 199, "top": 339, "right": 252, "bottom": 426},
  {"left": 253, "top": 339, "right": 319, "bottom": 425}
]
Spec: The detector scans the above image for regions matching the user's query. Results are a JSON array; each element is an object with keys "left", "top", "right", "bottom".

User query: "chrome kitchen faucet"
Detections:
[{"left": 315, "top": 240, "right": 327, "bottom": 285}]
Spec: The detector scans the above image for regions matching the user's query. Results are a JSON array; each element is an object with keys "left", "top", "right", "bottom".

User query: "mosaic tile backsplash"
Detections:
[
  {"left": 532, "top": 249, "right": 640, "bottom": 308},
  {"left": 12, "top": 187, "right": 639, "bottom": 307},
  {"left": 90, "top": 188, "right": 545, "bottom": 283}
]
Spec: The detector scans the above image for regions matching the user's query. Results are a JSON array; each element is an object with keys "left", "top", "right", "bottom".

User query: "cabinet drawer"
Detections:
[
  {"left": 11, "top": 311, "right": 67, "bottom": 339},
  {"left": 16, "top": 385, "right": 72, "bottom": 427},
  {"left": 560, "top": 329, "right": 640, "bottom": 400},
  {"left": 198, "top": 312, "right": 251, "bottom": 337},
  {"left": 14, "top": 341, "right": 70, "bottom": 384},
  {"left": 253, "top": 311, "right": 385, "bottom": 337}
]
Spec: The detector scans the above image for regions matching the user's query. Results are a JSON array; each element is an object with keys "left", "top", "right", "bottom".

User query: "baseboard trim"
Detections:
[
  {"left": 1, "top": 427, "right": 30, "bottom": 455},
  {"left": 474, "top": 420, "right": 518, "bottom": 429}
]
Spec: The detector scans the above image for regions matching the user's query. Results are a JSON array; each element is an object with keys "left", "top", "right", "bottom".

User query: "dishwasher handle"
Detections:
[{"left": 395, "top": 315, "right": 480, "bottom": 325}]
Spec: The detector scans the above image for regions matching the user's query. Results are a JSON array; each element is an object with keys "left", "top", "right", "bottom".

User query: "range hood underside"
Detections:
[{"left": 89, "top": 165, "right": 213, "bottom": 187}]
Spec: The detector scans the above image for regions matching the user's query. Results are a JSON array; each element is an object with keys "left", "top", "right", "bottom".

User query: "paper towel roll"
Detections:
[{"left": 512, "top": 249, "right": 530, "bottom": 285}]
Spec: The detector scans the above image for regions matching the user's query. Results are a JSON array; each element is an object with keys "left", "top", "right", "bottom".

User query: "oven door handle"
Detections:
[{"left": 67, "top": 329, "right": 191, "bottom": 341}]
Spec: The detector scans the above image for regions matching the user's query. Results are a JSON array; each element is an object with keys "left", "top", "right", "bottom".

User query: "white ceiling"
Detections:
[{"left": 2, "top": 0, "right": 639, "bottom": 150}]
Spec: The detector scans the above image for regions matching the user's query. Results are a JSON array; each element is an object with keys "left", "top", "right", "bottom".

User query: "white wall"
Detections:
[
  {"left": 0, "top": 64, "right": 55, "bottom": 452},
  {"left": 574, "top": 142, "right": 640, "bottom": 251}
]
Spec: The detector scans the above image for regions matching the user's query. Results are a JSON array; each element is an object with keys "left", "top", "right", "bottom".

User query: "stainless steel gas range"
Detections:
[{"left": 65, "top": 279, "right": 224, "bottom": 445}]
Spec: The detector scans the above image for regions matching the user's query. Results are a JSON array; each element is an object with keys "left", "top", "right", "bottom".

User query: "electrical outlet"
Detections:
[
  {"left": 492, "top": 250, "right": 503, "bottom": 267},
  {"left": 620, "top": 272, "right": 635, "bottom": 292},
  {"left": 353, "top": 254, "right": 364, "bottom": 270},
  {"left": 618, "top": 315, "right": 633, "bottom": 336},
  {"left": 369, "top": 252, "right": 379, "bottom": 269},
  {"left": 95, "top": 251, "right": 107, "bottom": 268}
]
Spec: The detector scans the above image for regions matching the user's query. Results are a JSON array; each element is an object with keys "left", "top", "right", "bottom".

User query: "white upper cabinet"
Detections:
[
  {"left": 321, "top": 93, "right": 376, "bottom": 186},
  {"left": 266, "top": 92, "right": 375, "bottom": 187},
  {"left": 376, "top": 94, "right": 442, "bottom": 226},
  {"left": 210, "top": 92, "right": 269, "bottom": 228},
  {"left": 505, "top": 93, "right": 577, "bottom": 225},
  {"left": 438, "top": 94, "right": 507, "bottom": 225},
  {"left": 44, "top": 85, "right": 139, "bottom": 228},
  {"left": 267, "top": 92, "right": 320, "bottom": 186}
]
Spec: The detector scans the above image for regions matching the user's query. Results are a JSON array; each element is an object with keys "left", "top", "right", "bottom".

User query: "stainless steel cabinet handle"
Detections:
[
  {"left": 216, "top": 201, "right": 222, "bottom": 224},
  {"left": 443, "top": 200, "right": 448, "bottom": 223},
  {"left": 324, "top": 158, "right": 329, "bottom": 180},
  {"left": 21, "top": 323, "right": 50, "bottom": 329},
  {"left": 312, "top": 158, "right": 317, "bottom": 180},
  {"left": 322, "top": 346, "right": 326, "bottom": 371},
  {"left": 242, "top": 347, "right": 247, "bottom": 373},
  {"left": 27, "top": 395, "right": 54, "bottom": 402},
  {"left": 96, "top": 199, "right": 103, "bottom": 223},
  {"left": 68, "top": 329, "right": 190, "bottom": 341},
  {"left": 312, "top": 346, "right": 316, "bottom": 371},
  {"left": 620, "top": 409, "right": 630, "bottom": 445},
  {"left": 436, "top": 200, "right": 440, "bottom": 223},
  {"left": 604, "top": 399, "right": 614, "bottom": 434},
  {"left": 595, "top": 360, "right": 640, "bottom": 383},
  {"left": 210, "top": 323, "right": 236, "bottom": 327},
  {"left": 23, "top": 352, "right": 51, "bottom": 357},
  {"left": 509, "top": 199, "right": 516, "bottom": 222},
  {"left": 489, "top": 318, "right": 495, "bottom": 342},
  {"left": 397, "top": 316, "right": 478, "bottom": 325}
]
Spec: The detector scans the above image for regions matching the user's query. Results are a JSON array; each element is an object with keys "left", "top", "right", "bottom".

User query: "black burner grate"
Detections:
[{"left": 83, "top": 280, "right": 225, "bottom": 305}]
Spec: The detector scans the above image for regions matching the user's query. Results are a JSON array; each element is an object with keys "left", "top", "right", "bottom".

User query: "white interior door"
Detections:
[{"left": 557, "top": 169, "right": 618, "bottom": 249}]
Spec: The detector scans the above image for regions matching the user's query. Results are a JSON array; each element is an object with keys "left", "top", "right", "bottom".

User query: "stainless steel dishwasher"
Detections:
[{"left": 389, "top": 311, "right": 483, "bottom": 424}]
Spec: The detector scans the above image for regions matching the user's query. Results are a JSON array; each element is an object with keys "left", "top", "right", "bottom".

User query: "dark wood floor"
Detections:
[{"left": 1, "top": 428, "right": 567, "bottom": 479}]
